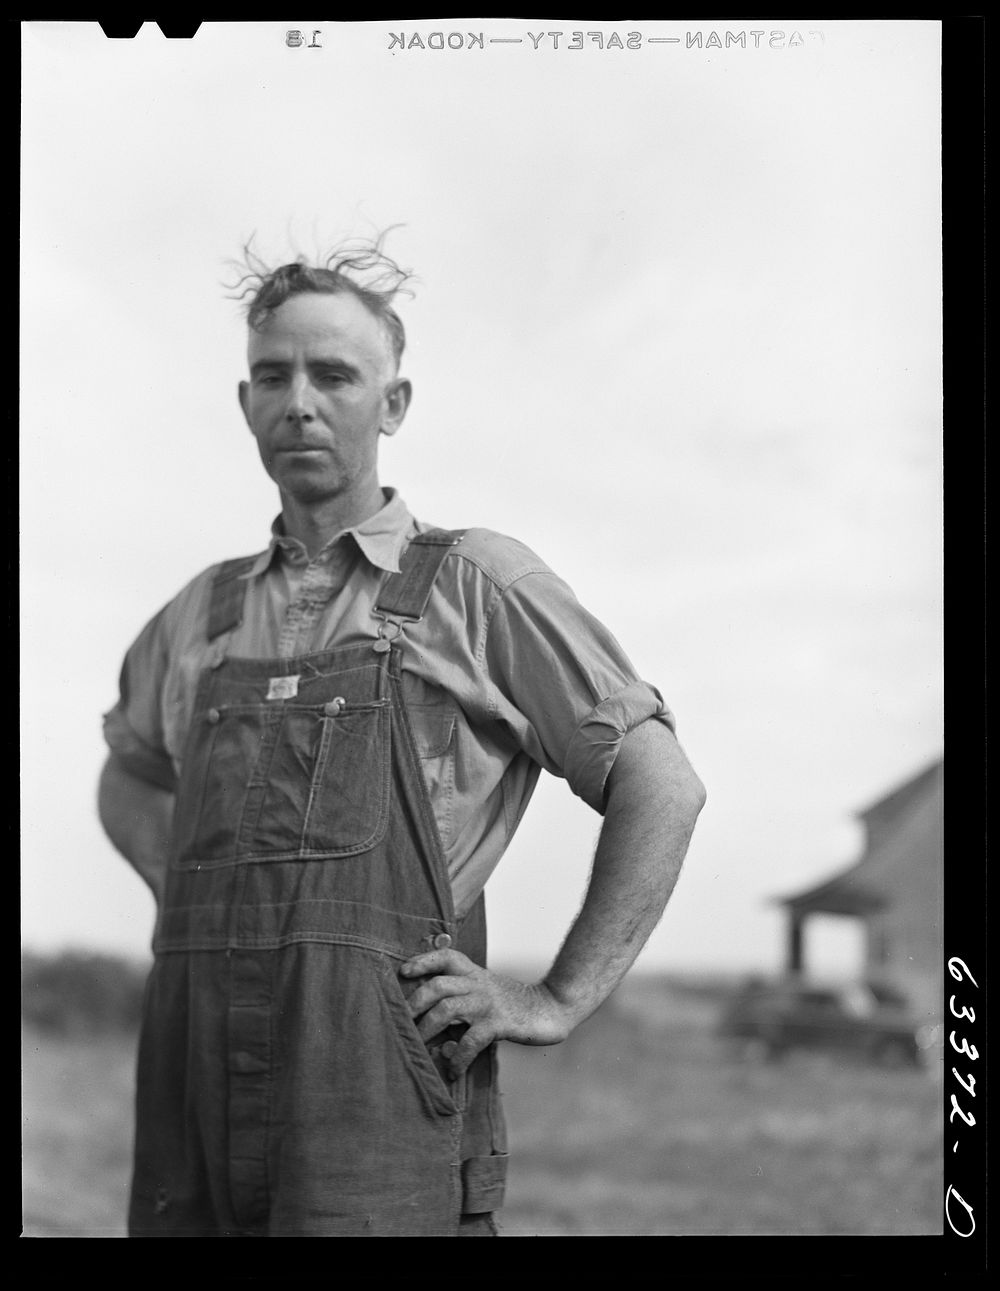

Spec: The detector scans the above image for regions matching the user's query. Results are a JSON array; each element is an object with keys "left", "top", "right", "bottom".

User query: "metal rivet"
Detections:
[
  {"left": 373, "top": 618, "right": 405, "bottom": 654},
  {"left": 323, "top": 697, "right": 346, "bottom": 717},
  {"left": 206, "top": 707, "right": 221, "bottom": 724},
  {"left": 433, "top": 933, "right": 452, "bottom": 950}
]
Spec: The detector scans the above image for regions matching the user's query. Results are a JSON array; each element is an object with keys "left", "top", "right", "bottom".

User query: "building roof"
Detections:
[
  {"left": 854, "top": 757, "right": 943, "bottom": 848},
  {"left": 777, "top": 757, "right": 943, "bottom": 915}
]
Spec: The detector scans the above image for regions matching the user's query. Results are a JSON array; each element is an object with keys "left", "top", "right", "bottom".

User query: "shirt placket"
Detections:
[{"left": 275, "top": 548, "right": 347, "bottom": 658}]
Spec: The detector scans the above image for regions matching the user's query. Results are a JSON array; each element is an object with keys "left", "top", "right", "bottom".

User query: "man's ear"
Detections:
[
  {"left": 238, "top": 380, "right": 252, "bottom": 429},
  {"left": 380, "top": 378, "right": 412, "bottom": 438}
]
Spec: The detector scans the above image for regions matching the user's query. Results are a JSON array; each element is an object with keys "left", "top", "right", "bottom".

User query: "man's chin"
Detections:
[{"left": 275, "top": 473, "right": 355, "bottom": 507}]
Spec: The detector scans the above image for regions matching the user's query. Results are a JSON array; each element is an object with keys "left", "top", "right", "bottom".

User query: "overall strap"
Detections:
[
  {"left": 207, "top": 556, "right": 257, "bottom": 641},
  {"left": 374, "top": 529, "right": 465, "bottom": 623}
]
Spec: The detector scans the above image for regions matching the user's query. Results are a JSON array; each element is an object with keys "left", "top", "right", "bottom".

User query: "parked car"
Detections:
[{"left": 717, "top": 976, "right": 923, "bottom": 1066}]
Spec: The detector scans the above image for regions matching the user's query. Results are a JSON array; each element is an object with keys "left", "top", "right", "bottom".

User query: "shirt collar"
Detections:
[{"left": 242, "top": 488, "right": 415, "bottom": 579}]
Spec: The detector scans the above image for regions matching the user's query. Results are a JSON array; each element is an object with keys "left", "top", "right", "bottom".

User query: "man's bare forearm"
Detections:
[
  {"left": 541, "top": 719, "right": 706, "bottom": 1030},
  {"left": 97, "top": 754, "right": 175, "bottom": 905}
]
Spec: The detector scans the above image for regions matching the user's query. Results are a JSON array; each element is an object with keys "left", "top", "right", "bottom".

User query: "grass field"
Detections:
[{"left": 21, "top": 974, "right": 943, "bottom": 1238}]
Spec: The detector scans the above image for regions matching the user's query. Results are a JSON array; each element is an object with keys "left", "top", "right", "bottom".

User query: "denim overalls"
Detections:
[{"left": 128, "top": 531, "right": 508, "bottom": 1237}]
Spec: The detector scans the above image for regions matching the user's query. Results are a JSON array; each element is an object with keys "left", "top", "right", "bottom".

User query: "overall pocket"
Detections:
[
  {"left": 407, "top": 703, "right": 457, "bottom": 851},
  {"left": 173, "top": 697, "right": 392, "bottom": 867},
  {"left": 373, "top": 954, "right": 465, "bottom": 1120},
  {"left": 172, "top": 701, "right": 268, "bottom": 867},
  {"left": 251, "top": 699, "right": 392, "bottom": 858}
]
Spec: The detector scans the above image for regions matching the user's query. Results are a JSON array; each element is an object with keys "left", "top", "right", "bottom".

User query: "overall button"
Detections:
[
  {"left": 433, "top": 933, "right": 452, "bottom": 950},
  {"left": 206, "top": 707, "right": 221, "bottom": 724},
  {"left": 323, "top": 696, "right": 346, "bottom": 717}
]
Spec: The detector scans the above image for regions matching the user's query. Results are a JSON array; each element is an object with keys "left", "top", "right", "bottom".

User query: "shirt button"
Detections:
[
  {"left": 206, "top": 707, "right": 221, "bottom": 724},
  {"left": 433, "top": 933, "right": 453, "bottom": 950},
  {"left": 323, "top": 697, "right": 346, "bottom": 716}
]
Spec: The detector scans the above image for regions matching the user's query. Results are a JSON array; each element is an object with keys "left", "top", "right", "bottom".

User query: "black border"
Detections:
[{"left": 17, "top": 14, "right": 986, "bottom": 1275}]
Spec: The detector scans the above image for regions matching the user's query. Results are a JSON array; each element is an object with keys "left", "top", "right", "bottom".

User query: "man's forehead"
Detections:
[{"left": 247, "top": 291, "right": 392, "bottom": 364}]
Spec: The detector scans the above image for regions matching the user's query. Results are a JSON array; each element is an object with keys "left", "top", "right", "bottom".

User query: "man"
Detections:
[{"left": 98, "top": 241, "right": 706, "bottom": 1237}]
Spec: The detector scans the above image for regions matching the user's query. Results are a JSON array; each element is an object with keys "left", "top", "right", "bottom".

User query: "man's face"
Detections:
[{"left": 238, "top": 290, "right": 410, "bottom": 513}]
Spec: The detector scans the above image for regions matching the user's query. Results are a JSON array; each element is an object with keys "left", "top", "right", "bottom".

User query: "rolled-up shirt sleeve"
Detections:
[
  {"left": 481, "top": 569, "right": 675, "bottom": 814},
  {"left": 562, "top": 679, "right": 674, "bottom": 813},
  {"left": 102, "top": 605, "right": 179, "bottom": 792}
]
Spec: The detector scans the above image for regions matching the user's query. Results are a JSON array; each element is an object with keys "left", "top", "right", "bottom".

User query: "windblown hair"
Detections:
[{"left": 225, "top": 230, "right": 415, "bottom": 369}]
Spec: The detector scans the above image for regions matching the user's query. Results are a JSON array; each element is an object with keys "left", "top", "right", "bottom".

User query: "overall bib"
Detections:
[{"left": 129, "top": 532, "right": 508, "bottom": 1237}]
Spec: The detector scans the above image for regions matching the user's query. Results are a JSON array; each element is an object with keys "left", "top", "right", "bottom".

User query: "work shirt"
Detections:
[{"left": 104, "top": 489, "right": 674, "bottom": 917}]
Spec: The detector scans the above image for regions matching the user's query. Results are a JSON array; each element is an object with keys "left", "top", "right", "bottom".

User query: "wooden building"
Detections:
[{"left": 778, "top": 759, "right": 943, "bottom": 1024}]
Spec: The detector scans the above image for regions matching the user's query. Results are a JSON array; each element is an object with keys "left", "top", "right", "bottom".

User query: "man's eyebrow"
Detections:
[
  {"left": 249, "top": 358, "right": 363, "bottom": 378},
  {"left": 310, "top": 358, "right": 363, "bottom": 377},
  {"left": 249, "top": 359, "right": 289, "bottom": 377}
]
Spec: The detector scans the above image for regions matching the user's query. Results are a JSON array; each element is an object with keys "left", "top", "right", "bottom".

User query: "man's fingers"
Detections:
[
  {"left": 399, "top": 948, "right": 473, "bottom": 979},
  {"left": 406, "top": 974, "right": 473, "bottom": 1019},
  {"left": 415, "top": 993, "right": 475, "bottom": 1042},
  {"left": 397, "top": 957, "right": 563, "bottom": 1056},
  {"left": 446, "top": 1024, "right": 494, "bottom": 1077}
]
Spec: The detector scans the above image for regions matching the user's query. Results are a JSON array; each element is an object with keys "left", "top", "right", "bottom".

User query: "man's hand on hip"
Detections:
[{"left": 399, "top": 949, "right": 573, "bottom": 1077}]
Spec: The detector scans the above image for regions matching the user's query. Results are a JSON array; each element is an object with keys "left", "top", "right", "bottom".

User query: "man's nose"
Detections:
[{"left": 285, "top": 375, "right": 316, "bottom": 421}]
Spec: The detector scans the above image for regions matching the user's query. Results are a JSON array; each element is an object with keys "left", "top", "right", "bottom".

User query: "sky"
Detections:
[{"left": 20, "top": 20, "right": 943, "bottom": 979}]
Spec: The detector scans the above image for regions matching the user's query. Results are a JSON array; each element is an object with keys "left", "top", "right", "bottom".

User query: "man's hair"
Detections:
[{"left": 226, "top": 231, "right": 415, "bottom": 369}]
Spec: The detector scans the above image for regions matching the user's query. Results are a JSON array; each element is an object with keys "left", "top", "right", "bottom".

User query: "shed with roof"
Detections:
[{"left": 777, "top": 759, "right": 943, "bottom": 1023}]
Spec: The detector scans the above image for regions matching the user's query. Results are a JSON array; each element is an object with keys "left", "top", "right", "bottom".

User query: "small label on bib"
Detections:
[{"left": 266, "top": 674, "right": 300, "bottom": 700}]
